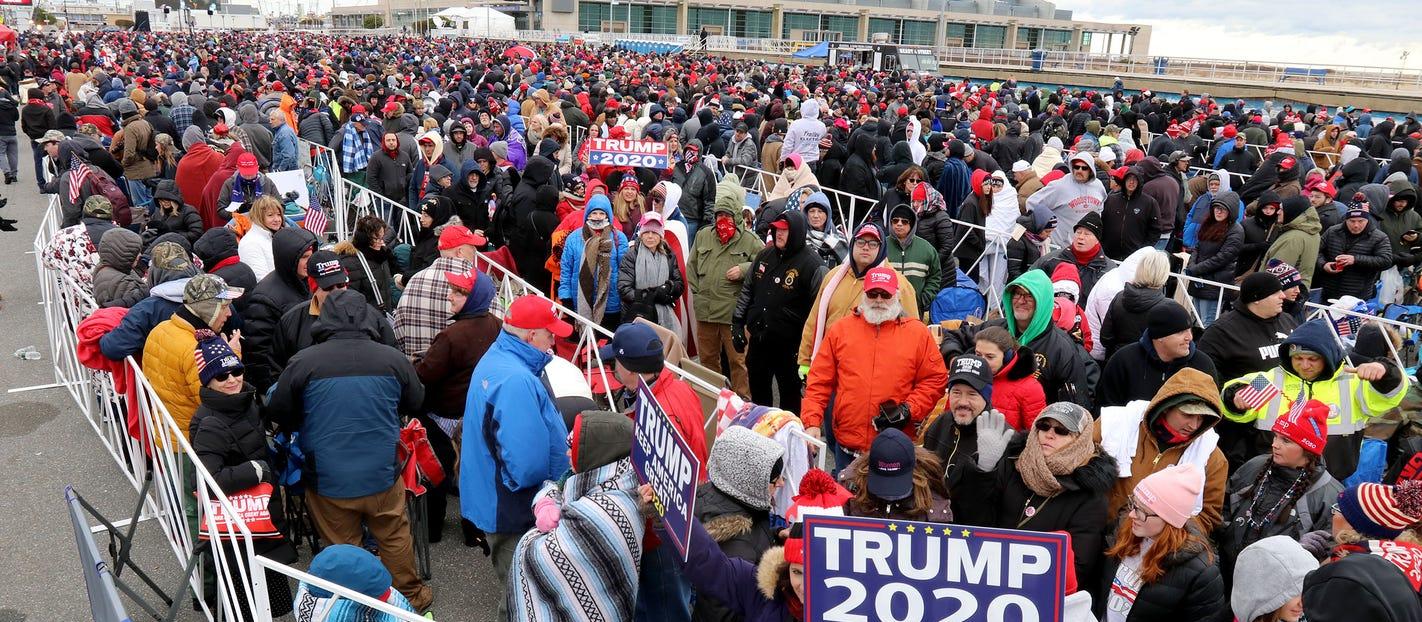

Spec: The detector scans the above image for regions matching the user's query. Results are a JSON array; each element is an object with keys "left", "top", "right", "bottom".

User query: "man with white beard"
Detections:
[
  {"left": 921, "top": 353, "right": 1015, "bottom": 525},
  {"left": 801, "top": 266, "right": 948, "bottom": 473}
]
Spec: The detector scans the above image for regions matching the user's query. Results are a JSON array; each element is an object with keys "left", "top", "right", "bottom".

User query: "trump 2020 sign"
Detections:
[
  {"left": 804, "top": 515, "right": 1069, "bottom": 622},
  {"left": 588, "top": 138, "right": 671, "bottom": 169}
]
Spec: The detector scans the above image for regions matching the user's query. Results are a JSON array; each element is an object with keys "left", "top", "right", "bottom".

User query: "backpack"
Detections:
[
  {"left": 82, "top": 165, "right": 133, "bottom": 227},
  {"left": 930, "top": 269, "right": 987, "bottom": 324},
  {"left": 135, "top": 124, "right": 159, "bottom": 161}
]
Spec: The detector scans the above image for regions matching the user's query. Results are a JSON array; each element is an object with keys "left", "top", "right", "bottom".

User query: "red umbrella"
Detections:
[
  {"left": 0, "top": 25, "right": 16, "bottom": 50},
  {"left": 504, "top": 45, "right": 535, "bottom": 60}
]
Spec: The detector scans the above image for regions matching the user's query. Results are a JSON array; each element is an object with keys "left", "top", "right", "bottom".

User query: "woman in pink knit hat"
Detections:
[{"left": 1098, "top": 464, "right": 1225, "bottom": 622}]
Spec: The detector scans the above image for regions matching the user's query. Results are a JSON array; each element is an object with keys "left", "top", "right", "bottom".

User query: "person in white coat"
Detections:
[{"left": 236, "top": 195, "right": 286, "bottom": 281}]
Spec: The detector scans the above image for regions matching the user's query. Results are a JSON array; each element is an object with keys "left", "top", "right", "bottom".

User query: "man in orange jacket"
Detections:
[{"left": 802, "top": 266, "right": 949, "bottom": 471}]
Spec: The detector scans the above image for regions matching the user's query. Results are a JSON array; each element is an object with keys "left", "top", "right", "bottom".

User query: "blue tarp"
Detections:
[
  {"left": 793, "top": 41, "right": 829, "bottom": 59},
  {"left": 614, "top": 40, "right": 684, "bottom": 55}
]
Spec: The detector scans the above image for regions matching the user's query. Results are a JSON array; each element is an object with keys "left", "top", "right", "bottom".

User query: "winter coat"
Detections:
[
  {"left": 118, "top": 115, "right": 160, "bottom": 180},
  {"left": 734, "top": 209, "right": 827, "bottom": 339},
  {"left": 558, "top": 201, "right": 628, "bottom": 314},
  {"left": 1100, "top": 336, "right": 1219, "bottom": 407},
  {"left": 837, "top": 132, "right": 881, "bottom": 202},
  {"left": 190, "top": 385, "right": 270, "bottom": 495},
  {"left": 693, "top": 485, "right": 780, "bottom": 622},
  {"left": 980, "top": 434, "right": 1117, "bottom": 587},
  {"left": 1101, "top": 174, "right": 1162, "bottom": 261},
  {"left": 941, "top": 270, "right": 1094, "bottom": 409},
  {"left": 334, "top": 239, "right": 396, "bottom": 312},
  {"left": 1034, "top": 246, "right": 1117, "bottom": 302},
  {"left": 242, "top": 228, "right": 318, "bottom": 391},
  {"left": 672, "top": 152, "right": 717, "bottom": 227},
  {"left": 992, "top": 346, "right": 1048, "bottom": 431},
  {"left": 797, "top": 260, "right": 919, "bottom": 367},
  {"left": 1316, "top": 219, "right": 1395, "bottom": 301},
  {"left": 505, "top": 155, "right": 560, "bottom": 289},
  {"left": 147, "top": 181, "right": 204, "bottom": 246},
  {"left": 1099, "top": 284, "right": 1170, "bottom": 360},
  {"left": 142, "top": 310, "right": 210, "bottom": 448},
  {"left": 93, "top": 229, "right": 148, "bottom": 309},
  {"left": 268, "top": 289, "right": 424, "bottom": 502},
  {"left": 691, "top": 180, "right": 764, "bottom": 324},
  {"left": 460, "top": 330, "right": 571, "bottom": 533},
  {"left": 367, "top": 148, "right": 413, "bottom": 205},
  {"left": 916, "top": 199, "right": 957, "bottom": 274},
  {"left": 723, "top": 135, "right": 759, "bottom": 172},
  {"left": 1263, "top": 206, "right": 1323, "bottom": 287},
  {"left": 193, "top": 228, "right": 256, "bottom": 312},
  {"left": 415, "top": 309, "right": 501, "bottom": 420},
  {"left": 1235, "top": 210, "right": 1277, "bottom": 278},
  {"left": 1185, "top": 193, "right": 1245, "bottom": 301},
  {"left": 1137, "top": 157, "right": 1183, "bottom": 235},
  {"left": 270, "top": 296, "right": 397, "bottom": 382},
  {"left": 1219, "top": 456, "right": 1340, "bottom": 570},
  {"left": 887, "top": 231, "right": 942, "bottom": 311},
  {"left": 921, "top": 413, "right": 991, "bottom": 524},
  {"left": 20, "top": 101, "right": 55, "bottom": 140},
  {"left": 618, "top": 241, "right": 685, "bottom": 324},
  {"left": 1378, "top": 179, "right": 1422, "bottom": 268},
  {"left": 1094, "top": 368, "right": 1230, "bottom": 532},
  {"left": 668, "top": 518, "right": 798, "bottom": 622},
  {"left": 1097, "top": 522, "right": 1227, "bottom": 622},
  {"left": 297, "top": 109, "right": 335, "bottom": 146}
]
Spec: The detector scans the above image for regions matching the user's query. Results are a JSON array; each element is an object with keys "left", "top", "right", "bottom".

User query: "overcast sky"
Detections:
[{"left": 1056, "top": 0, "right": 1418, "bottom": 68}]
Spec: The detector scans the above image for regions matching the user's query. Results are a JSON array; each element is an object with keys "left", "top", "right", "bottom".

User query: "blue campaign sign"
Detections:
[
  {"left": 804, "top": 515, "right": 1069, "bottom": 622},
  {"left": 630, "top": 380, "right": 701, "bottom": 561},
  {"left": 588, "top": 137, "right": 671, "bottom": 169}
]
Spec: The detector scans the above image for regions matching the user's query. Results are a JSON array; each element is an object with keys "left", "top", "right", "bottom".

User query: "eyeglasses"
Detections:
[
  {"left": 212, "top": 369, "right": 245, "bottom": 382},
  {"left": 853, "top": 238, "right": 881, "bottom": 249},
  {"left": 1126, "top": 497, "right": 1158, "bottom": 519},
  {"left": 1071, "top": 165, "right": 1092, "bottom": 172},
  {"left": 322, "top": 282, "right": 348, "bottom": 292},
  {"left": 865, "top": 290, "right": 893, "bottom": 300},
  {"left": 1034, "top": 419, "right": 1072, "bottom": 436}
]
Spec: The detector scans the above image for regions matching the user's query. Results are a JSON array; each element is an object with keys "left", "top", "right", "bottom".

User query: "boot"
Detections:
[
  {"left": 0, "top": 218, "right": 16, "bottom": 232},
  {"left": 4, "top": 172, "right": 13, "bottom": 184}
]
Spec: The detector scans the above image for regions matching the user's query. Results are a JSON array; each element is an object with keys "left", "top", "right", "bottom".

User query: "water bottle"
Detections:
[{"left": 13, "top": 346, "right": 40, "bottom": 360}]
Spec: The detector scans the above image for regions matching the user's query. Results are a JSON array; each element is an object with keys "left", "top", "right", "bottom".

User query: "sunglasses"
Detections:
[
  {"left": 1071, "top": 165, "right": 1092, "bottom": 172},
  {"left": 904, "top": 177, "right": 924, "bottom": 183},
  {"left": 1126, "top": 497, "right": 1158, "bottom": 519},
  {"left": 865, "top": 290, "right": 894, "bottom": 300},
  {"left": 212, "top": 368, "right": 245, "bottom": 382},
  {"left": 1034, "top": 419, "right": 1072, "bottom": 436},
  {"left": 322, "top": 282, "right": 349, "bottom": 292},
  {"left": 890, "top": 217, "right": 912, "bottom": 225}
]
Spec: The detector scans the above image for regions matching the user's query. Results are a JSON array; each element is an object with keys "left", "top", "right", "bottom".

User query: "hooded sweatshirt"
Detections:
[
  {"left": 92, "top": 228, "right": 148, "bottom": 309},
  {"left": 798, "top": 223, "right": 919, "bottom": 366},
  {"left": 1026, "top": 151, "right": 1108, "bottom": 248},
  {"left": 782, "top": 98, "right": 826, "bottom": 165}
]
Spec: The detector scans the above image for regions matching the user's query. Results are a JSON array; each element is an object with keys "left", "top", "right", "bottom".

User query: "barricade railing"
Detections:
[
  {"left": 732, "top": 163, "right": 877, "bottom": 229},
  {"left": 250, "top": 555, "right": 430, "bottom": 621},
  {"left": 1140, "top": 130, "right": 1392, "bottom": 168},
  {"left": 297, "top": 138, "right": 341, "bottom": 240},
  {"left": 36, "top": 195, "right": 445, "bottom": 621}
]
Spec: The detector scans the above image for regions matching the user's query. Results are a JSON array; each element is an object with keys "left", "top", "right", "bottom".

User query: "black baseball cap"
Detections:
[
  {"left": 868, "top": 429, "right": 916, "bottom": 501},
  {"left": 307, "top": 250, "right": 348, "bottom": 289},
  {"left": 948, "top": 354, "right": 992, "bottom": 394}
]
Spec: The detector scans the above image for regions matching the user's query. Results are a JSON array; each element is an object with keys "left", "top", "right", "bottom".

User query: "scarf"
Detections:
[
  {"left": 1015, "top": 414, "right": 1098, "bottom": 497},
  {"left": 382, "top": 144, "right": 401, "bottom": 158},
  {"left": 714, "top": 214, "right": 737, "bottom": 245},
  {"left": 577, "top": 225, "right": 613, "bottom": 323},
  {"left": 634, "top": 244, "right": 679, "bottom": 332},
  {"left": 1070, "top": 242, "right": 1101, "bottom": 266},
  {"left": 228, "top": 175, "right": 263, "bottom": 205}
]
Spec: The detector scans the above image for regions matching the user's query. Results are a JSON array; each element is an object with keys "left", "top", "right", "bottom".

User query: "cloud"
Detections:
[{"left": 1055, "top": 0, "right": 1419, "bottom": 67}]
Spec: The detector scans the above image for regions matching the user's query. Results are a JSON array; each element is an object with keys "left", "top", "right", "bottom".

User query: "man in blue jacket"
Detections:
[
  {"left": 268, "top": 288, "right": 431, "bottom": 612},
  {"left": 460, "top": 294, "right": 573, "bottom": 621}
]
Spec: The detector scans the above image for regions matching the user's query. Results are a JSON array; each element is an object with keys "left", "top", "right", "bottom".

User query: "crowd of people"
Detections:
[{"left": 25, "top": 25, "right": 1422, "bottom": 622}]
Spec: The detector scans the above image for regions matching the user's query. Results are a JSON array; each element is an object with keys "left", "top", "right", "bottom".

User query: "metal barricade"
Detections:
[{"left": 297, "top": 138, "right": 342, "bottom": 240}]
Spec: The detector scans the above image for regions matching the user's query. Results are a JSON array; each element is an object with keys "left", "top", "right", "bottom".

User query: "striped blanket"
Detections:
[{"left": 508, "top": 459, "right": 645, "bottom": 622}]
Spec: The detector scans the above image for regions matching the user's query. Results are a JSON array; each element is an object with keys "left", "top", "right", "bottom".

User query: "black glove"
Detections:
[
  {"left": 654, "top": 283, "right": 675, "bottom": 304},
  {"left": 462, "top": 519, "right": 491, "bottom": 557},
  {"left": 731, "top": 325, "right": 747, "bottom": 353},
  {"left": 872, "top": 401, "right": 910, "bottom": 432}
]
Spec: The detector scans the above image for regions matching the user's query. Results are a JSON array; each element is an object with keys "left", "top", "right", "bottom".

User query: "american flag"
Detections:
[
  {"left": 67, "top": 154, "right": 92, "bottom": 206},
  {"left": 302, "top": 204, "right": 329, "bottom": 236},
  {"left": 1237, "top": 376, "right": 1283, "bottom": 411},
  {"left": 713, "top": 387, "right": 745, "bottom": 436},
  {"left": 1285, "top": 386, "right": 1308, "bottom": 422},
  {"left": 1333, "top": 313, "right": 1361, "bottom": 337}
]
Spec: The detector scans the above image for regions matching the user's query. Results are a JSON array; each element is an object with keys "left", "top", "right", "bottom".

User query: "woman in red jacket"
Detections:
[{"left": 974, "top": 325, "right": 1047, "bottom": 431}]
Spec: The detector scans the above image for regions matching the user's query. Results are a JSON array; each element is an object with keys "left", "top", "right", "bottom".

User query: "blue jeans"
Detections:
[
  {"left": 684, "top": 220, "right": 699, "bottom": 248},
  {"left": 635, "top": 541, "right": 691, "bottom": 622},
  {"left": 30, "top": 141, "right": 45, "bottom": 190},
  {"left": 1194, "top": 298, "right": 1220, "bottom": 328},
  {"left": 0, "top": 135, "right": 17, "bottom": 176},
  {"left": 126, "top": 178, "right": 155, "bottom": 214}
]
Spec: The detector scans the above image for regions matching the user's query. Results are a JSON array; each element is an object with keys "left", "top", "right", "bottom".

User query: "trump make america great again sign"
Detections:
[
  {"left": 804, "top": 515, "right": 1069, "bottom": 622},
  {"left": 631, "top": 379, "right": 701, "bottom": 561}
]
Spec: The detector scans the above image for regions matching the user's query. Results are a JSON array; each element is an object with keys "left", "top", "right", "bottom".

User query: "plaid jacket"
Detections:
[{"left": 394, "top": 256, "right": 473, "bottom": 359}]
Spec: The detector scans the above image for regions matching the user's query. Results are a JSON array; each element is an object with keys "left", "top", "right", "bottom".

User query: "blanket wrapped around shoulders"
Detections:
[{"left": 507, "top": 458, "right": 645, "bottom": 622}]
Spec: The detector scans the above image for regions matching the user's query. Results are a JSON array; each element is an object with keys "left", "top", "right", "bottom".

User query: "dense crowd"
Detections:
[{"left": 23, "top": 26, "right": 1422, "bottom": 622}]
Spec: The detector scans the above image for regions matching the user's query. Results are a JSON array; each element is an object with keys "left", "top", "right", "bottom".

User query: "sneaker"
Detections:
[{"left": 0, "top": 218, "right": 16, "bottom": 232}]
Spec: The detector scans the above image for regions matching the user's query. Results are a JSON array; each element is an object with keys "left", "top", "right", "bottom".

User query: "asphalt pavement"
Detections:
[{"left": 0, "top": 140, "right": 501, "bottom": 621}]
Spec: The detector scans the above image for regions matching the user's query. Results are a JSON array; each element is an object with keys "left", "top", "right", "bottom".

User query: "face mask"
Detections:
[{"left": 715, "top": 214, "right": 736, "bottom": 244}]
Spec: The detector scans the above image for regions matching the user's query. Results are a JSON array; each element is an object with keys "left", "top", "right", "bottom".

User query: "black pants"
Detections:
[
  {"left": 746, "top": 330, "right": 802, "bottom": 415},
  {"left": 414, "top": 413, "right": 458, "bottom": 541}
]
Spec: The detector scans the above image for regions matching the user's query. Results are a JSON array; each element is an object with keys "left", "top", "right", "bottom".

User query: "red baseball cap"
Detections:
[
  {"left": 237, "top": 153, "right": 259, "bottom": 176},
  {"left": 438, "top": 225, "right": 486, "bottom": 250},
  {"left": 507, "top": 295, "right": 574, "bottom": 337},
  {"left": 864, "top": 266, "right": 898, "bottom": 296},
  {"left": 853, "top": 223, "right": 882, "bottom": 241},
  {"left": 770, "top": 218, "right": 790, "bottom": 230},
  {"left": 443, "top": 270, "right": 478, "bottom": 291}
]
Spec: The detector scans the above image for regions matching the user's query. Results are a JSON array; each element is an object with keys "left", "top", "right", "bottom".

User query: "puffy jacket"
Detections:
[
  {"left": 147, "top": 180, "right": 204, "bottom": 246},
  {"left": 1219, "top": 455, "right": 1340, "bottom": 571},
  {"left": 800, "top": 310, "right": 948, "bottom": 453},
  {"left": 367, "top": 147, "right": 412, "bottom": 204},
  {"left": 190, "top": 385, "right": 270, "bottom": 495},
  {"left": 1185, "top": 192, "right": 1245, "bottom": 301},
  {"left": 460, "top": 330, "right": 571, "bottom": 533},
  {"left": 243, "top": 227, "right": 318, "bottom": 391},
  {"left": 1264, "top": 206, "right": 1322, "bottom": 287},
  {"left": 798, "top": 257, "right": 919, "bottom": 366},
  {"left": 915, "top": 189, "right": 957, "bottom": 274},
  {"left": 691, "top": 177, "right": 763, "bottom": 323},
  {"left": 141, "top": 309, "right": 209, "bottom": 451},
  {"left": 1221, "top": 319, "right": 1408, "bottom": 438},
  {"left": 93, "top": 228, "right": 148, "bottom": 309},
  {"left": 1315, "top": 218, "right": 1394, "bottom": 301},
  {"left": 1100, "top": 283, "right": 1170, "bottom": 360},
  {"left": 618, "top": 240, "right": 684, "bottom": 324},
  {"left": 837, "top": 132, "right": 881, "bottom": 203},
  {"left": 268, "top": 289, "right": 424, "bottom": 499},
  {"left": 1100, "top": 171, "right": 1162, "bottom": 261},
  {"left": 1097, "top": 522, "right": 1226, "bottom": 622},
  {"left": 991, "top": 346, "right": 1048, "bottom": 431},
  {"left": 1094, "top": 367, "right": 1230, "bottom": 532},
  {"left": 558, "top": 197, "right": 628, "bottom": 314},
  {"left": 297, "top": 109, "right": 336, "bottom": 146},
  {"left": 193, "top": 227, "right": 257, "bottom": 313}
]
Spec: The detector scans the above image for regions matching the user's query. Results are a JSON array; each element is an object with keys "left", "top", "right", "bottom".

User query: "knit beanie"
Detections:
[
  {"left": 1074, "top": 211, "right": 1103, "bottom": 239},
  {"left": 1231, "top": 536, "right": 1318, "bottom": 622},
  {"left": 1239, "top": 271, "right": 1284, "bottom": 304},
  {"left": 1271, "top": 399, "right": 1330, "bottom": 456},
  {"left": 1146, "top": 301, "right": 1192, "bottom": 339},
  {"left": 785, "top": 468, "right": 852, "bottom": 523},
  {"left": 1133, "top": 464, "right": 1205, "bottom": 528},
  {"left": 194, "top": 328, "right": 243, "bottom": 385},
  {"left": 1265, "top": 259, "right": 1304, "bottom": 292},
  {"left": 708, "top": 427, "right": 785, "bottom": 511},
  {"left": 1336, "top": 481, "right": 1422, "bottom": 539},
  {"left": 1281, "top": 195, "right": 1311, "bottom": 223}
]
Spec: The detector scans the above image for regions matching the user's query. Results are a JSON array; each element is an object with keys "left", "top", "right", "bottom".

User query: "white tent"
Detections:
[{"left": 431, "top": 7, "right": 517, "bottom": 38}]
